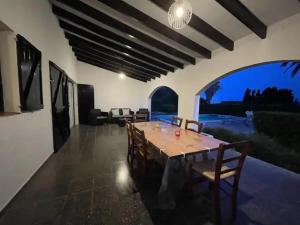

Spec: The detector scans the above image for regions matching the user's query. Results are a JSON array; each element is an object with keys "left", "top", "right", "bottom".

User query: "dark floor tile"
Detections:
[
  {"left": 69, "top": 177, "right": 93, "bottom": 194},
  {"left": 1, "top": 124, "right": 300, "bottom": 225},
  {"left": 0, "top": 206, "right": 35, "bottom": 225},
  {"left": 59, "top": 191, "right": 92, "bottom": 225},
  {"left": 31, "top": 197, "right": 66, "bottom": 225}
]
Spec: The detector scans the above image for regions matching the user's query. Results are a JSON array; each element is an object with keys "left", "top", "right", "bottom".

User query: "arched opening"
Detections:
[
  {"left": 148, "top": 86, "right": 178, "bottom": 121},
  {"left": 194, "top": 60, "right": 300, "bottom": 173},
  {"left": 195, "top": 60, "right": 300, "bottom": 121}
]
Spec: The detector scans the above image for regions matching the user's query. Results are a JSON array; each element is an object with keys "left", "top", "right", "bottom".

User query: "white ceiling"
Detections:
[
  {"left": 51, "top": 0, "right": 300, "bottom": 74},
  {"left": 122, "top": 0, "right": 300, "bottom": 52},
  {"left": 241, "top": 0, "right": 300, "bottom": 26}
]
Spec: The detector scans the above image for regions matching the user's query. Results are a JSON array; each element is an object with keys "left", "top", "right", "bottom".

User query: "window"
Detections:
[{"left": 16, "top": 35, "right": 43, "bottom": 111}]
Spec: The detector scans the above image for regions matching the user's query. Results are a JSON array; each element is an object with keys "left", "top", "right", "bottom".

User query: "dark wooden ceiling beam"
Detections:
[
  {"left": 74, "top": 49, "right": 158, "bottom": 79},
  {"left": 77, "top": 58, "right": 149, "bottom": 82},
  {"left": 73, "top": 47, "right": 161, "bottom": 78},
  {"left": 215, "top": 0, "right": 267, "bottom": 39},
  {"left": 76, "top": 55, "right": 151, "bottom": 82},
  {"left": 56, "top": 0, "right": 200, "bottom": 62},
  {"left": 64, "top": 31, "right": 176, "bottom": 72},
  {"left": 98, "top": 0, "right": 213, "bottom": 56},
  {"left": 53, "top": 6, "right": 185, "bottom": 68},
  {"left": 69, "top": 39, "right": 168, "bottom": 75},
  {"left": 78, "top": 58, "right": 149, "bottom": 82},
  {"left": 150, "top": 0, "right": 234, "bottom": 51}
]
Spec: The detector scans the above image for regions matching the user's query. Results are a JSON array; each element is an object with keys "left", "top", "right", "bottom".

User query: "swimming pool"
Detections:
[{"left": 151, "top": 113, "right": 244, "bottom": 123}]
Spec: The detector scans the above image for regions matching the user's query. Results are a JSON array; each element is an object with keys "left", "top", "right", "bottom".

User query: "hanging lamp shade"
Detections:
[{"left": 168, "top": 0, "right": 192, "bottom": 30}]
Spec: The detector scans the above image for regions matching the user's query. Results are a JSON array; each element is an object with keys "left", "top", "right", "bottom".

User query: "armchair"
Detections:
[{"left": 88, "top": 109, "right": 108, "bottom": 125}]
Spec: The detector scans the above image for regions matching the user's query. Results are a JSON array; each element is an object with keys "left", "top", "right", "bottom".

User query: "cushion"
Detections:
[
  {"left": 122, "top": 108, "right": 130, "bottom": 115},
  {"left": 96, "top": 116, "right": 107, "bottom": 119},
  {"left": 111, "top": 109, "right": 119, "bottom": 116}
]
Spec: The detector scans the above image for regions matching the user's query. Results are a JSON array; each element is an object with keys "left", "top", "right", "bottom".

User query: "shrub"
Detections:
[
  {"left": 199, "top": 103, "right": 300, "bottom": 117},
  {"left": 253, "top": 111, "right": 300, "bottom": 150},
  {"left": 203, "top": 127, "right": 300, "bottom": 173}
]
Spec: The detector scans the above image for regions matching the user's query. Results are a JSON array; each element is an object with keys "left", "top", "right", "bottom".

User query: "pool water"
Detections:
[{"left": 151, "top": 113, "right": 244, "bottom": 123}]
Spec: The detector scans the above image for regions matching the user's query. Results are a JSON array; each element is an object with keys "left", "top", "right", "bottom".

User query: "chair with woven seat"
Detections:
[
  {"left": 185, "top": 120, "right": 203, "bottom": 133},
  {"left": 132, "top": 126, "right": 161, "bottom": 177},
  {"left": 190, "top": 140, "right": 251, "bottom": 225},
  {"left": 171, "top": 116, "right": 183, "bottom": 127}
]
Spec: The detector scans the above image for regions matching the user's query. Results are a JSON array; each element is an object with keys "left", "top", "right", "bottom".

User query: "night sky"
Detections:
[{"left": 200, "top": 62, "right": 300, "bottom": 103}]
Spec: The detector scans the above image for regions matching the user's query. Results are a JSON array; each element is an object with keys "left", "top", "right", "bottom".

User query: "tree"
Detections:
[
  {"left": 281, "top": 61, "right": 300, "bottom": 77},
  {"left": 204, "top": 81, "right": 221, "bottom": 104},
  {"left": 242, "top": 88, "right": 251, "bottom": 104},
  {"left": 243, "top": 86, "right": 295, "bottom": 105}
]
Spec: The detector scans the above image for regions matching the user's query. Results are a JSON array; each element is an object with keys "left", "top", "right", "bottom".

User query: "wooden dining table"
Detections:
[{"left": 133, "top": 121, "right": 226, "bottom": 158}]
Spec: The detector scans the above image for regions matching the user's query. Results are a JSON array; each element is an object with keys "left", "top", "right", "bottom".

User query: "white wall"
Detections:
[
  {"left": 146, "top": 13, "right": 300, "bottom": 120},
  {"left": 77, "top": 62, "right": 148, "bottom": 112},
  {"left": 0, "top": 0, "right": 78, "bottom": 211}
]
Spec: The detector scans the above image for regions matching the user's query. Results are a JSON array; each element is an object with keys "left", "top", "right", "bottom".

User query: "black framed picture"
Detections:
[
  {"left": 0, "top": 63, "right": 4, "bottom": 112},
  {"left": 16, "top": 35, "right": 43, "bottom": 111}
]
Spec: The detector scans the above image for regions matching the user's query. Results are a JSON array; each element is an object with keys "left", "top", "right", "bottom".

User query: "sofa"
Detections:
[
  {"left": 88, "top": 109, "right": 108, "bottom": 125},
  {"left": 108, "top": 108, "right": 134, "bottom": 123}
]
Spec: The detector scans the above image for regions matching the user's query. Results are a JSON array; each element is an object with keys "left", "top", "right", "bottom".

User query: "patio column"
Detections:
[{"left": 178, "top": 91, "right": 195, "bottom": 121}]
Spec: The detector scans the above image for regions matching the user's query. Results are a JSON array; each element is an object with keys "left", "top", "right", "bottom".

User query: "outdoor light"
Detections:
[
  {"left": 118, "top": 72, "right": 126, "bottom": 80},
  {"left": 168, "top": 0, "right": 192, "bottom": 29}
]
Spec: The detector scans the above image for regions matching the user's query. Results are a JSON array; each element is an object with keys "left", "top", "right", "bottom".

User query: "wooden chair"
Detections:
[
  {"left": 185, "top": 120, "right": 203, "bottom": 133},
  {"left": 190, "top": 140, "right": 251, "bottom": 225},
  {"left": 132, "top": 126, "right": 160, "bottom": 177},
  {"left": 126, "top": 121, "right": 134, "bottom": 164},
  {"left": 171, "top": 116, "right": 183, "bottom": 127}
]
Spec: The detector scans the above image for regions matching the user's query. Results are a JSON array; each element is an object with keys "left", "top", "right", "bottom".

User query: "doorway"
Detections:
[
  {"left": 49, "top": 62, "right": 71, "bottom": 152},
  {"left": 77, "top": 84, "right": 94, "bottom": 124}
]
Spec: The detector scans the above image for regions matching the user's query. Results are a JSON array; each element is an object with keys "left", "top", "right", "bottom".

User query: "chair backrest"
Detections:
[
  {"left": 126, "top": 121, "right": 133, "bottom": 146},
  {"left": 137, "top": 108, "right": 149, "bottom": 114},
  {"left": 171, "top": 116, "right": 183, "bottom": 127},
  {"left": 185, "top": 120, "right": 203, "bottom": 133},
  {"left": 90, "top": 109, "right": 101, "bottom": 116},
  {"left": 214, "top": 140, "right": 251, "bottom": 183},
  {"left": 132, "top": 126, "right": 147, "bottom": 157}
]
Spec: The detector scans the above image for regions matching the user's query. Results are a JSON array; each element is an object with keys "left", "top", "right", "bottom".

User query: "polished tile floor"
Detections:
[{"left": 0, "top": 124, "right": 300, "bottom": 225}]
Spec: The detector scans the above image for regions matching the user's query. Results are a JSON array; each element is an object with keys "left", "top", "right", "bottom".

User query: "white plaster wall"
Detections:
[
  {"left": 146, "top": 13, "right": 300, "bottom": 120},
  {"left": 77, "top": 62, "right": 148, "bottom": 112},
  {"left": 0, "top": 0, "right": 78, "bottom": 211}
]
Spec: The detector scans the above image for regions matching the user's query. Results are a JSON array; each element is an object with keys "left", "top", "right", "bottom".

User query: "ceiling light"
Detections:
[
  {"left": 123, "top": 52, "right": 129, "bottom": 56},
  {"left": 125, "top": 45, "right": 132, "bottom": 49},
  {"left": 175, "top": 7, "right": 184, "bottom": 18},
  {"left": 128, "top": 34, "right": 135, "bottom": 38},
  {"left": 118, "top": 72, "right": 126, "bottom": 80},
  {"left": 168, "top": 0, "right": 192, "bottom": 29}
]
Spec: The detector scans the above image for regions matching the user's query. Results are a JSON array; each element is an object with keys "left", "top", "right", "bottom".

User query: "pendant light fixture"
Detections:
[{"left": 168, "top": 0, "right": 192, "bottom": 29}]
